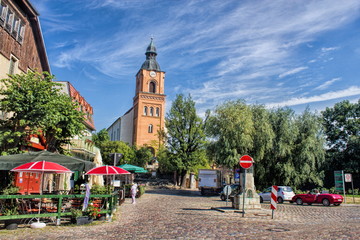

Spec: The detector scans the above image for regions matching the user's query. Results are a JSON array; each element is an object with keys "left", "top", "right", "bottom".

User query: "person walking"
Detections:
[{"left": 131, "top": 183, "right": 138, "bottom": 204}]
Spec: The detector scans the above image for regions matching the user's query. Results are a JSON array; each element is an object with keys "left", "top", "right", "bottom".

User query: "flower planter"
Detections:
[
  {"left": 71, "top": 216, "right": 93, "bottom": 225},
  {"left": 4, "top": 219, "right": 21, "bottom": 230}
]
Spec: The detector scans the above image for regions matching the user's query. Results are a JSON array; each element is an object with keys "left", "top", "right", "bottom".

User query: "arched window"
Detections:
[
  {"left": 150, "top": 107, "right": 154, "bottom": 116},
  {"left": 143, "top": 106, "right": 148, "bottom": 116},
  {"left": 149, "top": 81, "right": 156, "bottom": 93},
  {"left": 148, "top": 124, "right": 153, "bottom": 133},
  {"left": 156, "top": 107, "right": 160, "bottom": 117}
]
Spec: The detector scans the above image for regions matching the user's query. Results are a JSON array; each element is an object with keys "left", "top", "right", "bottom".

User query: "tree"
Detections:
[
  {"left": 0, "top": 71, "right": 85, "bottom": 154},
  {"left": 92, "top": 128, "right": 110, "bottom": 147},
  {"left": 206, "top": 100, "right": 325, "bottom": 190},
  {"left": 133, "top": 147, "right": 153, "bottom": 168},
  {"left": 205, "top": 100, "right": 254, "bottom": 169},
  {"left": 322, "top": 99, "right": 360, "bottom": 187},
  {"left": 96, "top": 141, "right": 135, "bottom": 165},
  {"left": 165, "top": 94, "right": 207, "bottom": 186}
]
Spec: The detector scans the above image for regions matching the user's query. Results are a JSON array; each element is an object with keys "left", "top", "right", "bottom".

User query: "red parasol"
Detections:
[
  {"left": 11, "top": 161, "right": 73, "bottom": 174},
  {"left": 85, "top": 165, "right": 130, "bottom": 175},
  {"left": 10, "top": 161, "right": 72, "bottom": 227}
]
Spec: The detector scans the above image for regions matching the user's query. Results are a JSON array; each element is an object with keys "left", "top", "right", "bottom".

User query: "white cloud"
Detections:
[
  {"left": 279, "top": 67, "right": 308, "bottom": 78},
  {"left": 314, "top": 77, "right": 341, "bottom": 90},
  {"left": 266, "top": 86, "right": 360, "bottom": 108}
]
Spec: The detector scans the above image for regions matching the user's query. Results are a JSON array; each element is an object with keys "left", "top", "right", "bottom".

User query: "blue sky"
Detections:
[{"left": 31, "top": 0, "right": 360, "bottom": 131}]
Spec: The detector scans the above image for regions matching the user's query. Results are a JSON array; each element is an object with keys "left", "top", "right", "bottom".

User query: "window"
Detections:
[
  {"left": 149, "top": 81, "right": 156, "bottom": 93},
  {"left": 11, "top": 17, "right": 19, "bottom": 37},
  {"left": 0, "top": 3, "right": 7, "bottom": 26},
  {"left": 143, "top": 106, "right": 148, "bottom": 116},
  {"left": 17, "top": 21, "right": 25, "bottom": 43},
  {"left": 5, "top": 9, "right": 13, "bottom": 32},
  {"left": 148, "top": 124, "right": 153, "bottom": 133},
  {"left": 9, "top": 56, "right": 17, "bottom": 75},
  {"left": 156, "top": 107, "right": 160, "bottom": 117},
  {"left": 149, "top": 107, "right": 154, "bottom": 116}
]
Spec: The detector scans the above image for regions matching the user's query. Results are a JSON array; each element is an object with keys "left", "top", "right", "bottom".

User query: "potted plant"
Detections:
[
  {"left": 71, "top": 209, "right": 92, "bottom": 225},
  {"left": 86, "top": 204, "right": 101, "bottom": 219},
  {"left": 3, "top": 203, "right": 20, "bottom": 230}
]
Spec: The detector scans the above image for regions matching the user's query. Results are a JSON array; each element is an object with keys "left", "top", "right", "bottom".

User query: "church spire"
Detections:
[{"left": 141, "top": 38, "right": 161, "bottom": 71}]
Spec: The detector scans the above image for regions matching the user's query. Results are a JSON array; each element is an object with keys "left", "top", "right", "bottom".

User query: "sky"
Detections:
[{"left": 31, "top": 0, "right": 360, "bottom": 131}]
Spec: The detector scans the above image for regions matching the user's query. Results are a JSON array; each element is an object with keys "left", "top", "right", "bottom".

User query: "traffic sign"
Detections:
[
  {"left": 271, "top": 186, "right": 278, "bottom": 210},
  {"left": 239, "top": 155, "right": 253, "bottom": 169},
  {"left": 223, "top": 185, "right": 232, "bottom": 197},
  {"left": 345, "top": 174, "right": 352, "bottom": 183}
]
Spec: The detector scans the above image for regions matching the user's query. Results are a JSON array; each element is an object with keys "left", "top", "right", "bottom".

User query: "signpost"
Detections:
[
  {"left": 271, "top": 185, "right": 278, "bottom": 219},
  {"left": 345, "top": 173, "right": 355, "bottom": 203},
  {"left": 239, "top": 155, "right": 253, "bottom": 217},
  {"left": 334, "top": 170, "right": 346, "bottom": 203},
  {"left": 223, "top": 185, "right": 232, "bottom": 206}
]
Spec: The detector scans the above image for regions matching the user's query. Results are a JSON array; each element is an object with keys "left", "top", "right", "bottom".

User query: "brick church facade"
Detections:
[{"left": 107, "top": 39, "right": 166, "bottom": 153}]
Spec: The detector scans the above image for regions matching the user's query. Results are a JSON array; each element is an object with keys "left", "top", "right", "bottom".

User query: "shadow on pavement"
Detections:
[{"left": 145, "top": 188, "right": 219, "bottom": 198}]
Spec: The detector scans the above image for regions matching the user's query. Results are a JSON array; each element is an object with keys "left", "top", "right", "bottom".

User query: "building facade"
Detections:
[
  {"left": 107, "top": 39, "right": 166, "bottom": 153},
  {"left": 0, "top": 0, "right": 49, "bottom": 79},
  {"left": 57, "top": 81, "right": 98, "bottom": 161}
]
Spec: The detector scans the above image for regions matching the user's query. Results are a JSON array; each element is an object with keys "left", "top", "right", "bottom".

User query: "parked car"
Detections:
[
  {"left": 258, "top": 186, "right": 295, "bottom": 203},
  {"left": 292, "top": 191, "right": 343, "bottom": 206},
  {"left": 219, "top": 184, "right": 240, "bottom": 201}
]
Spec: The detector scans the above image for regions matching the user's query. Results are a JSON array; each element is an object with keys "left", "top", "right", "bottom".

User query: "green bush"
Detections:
[
  {"left": 91, "top": 184, "right": 113, "bottom": 195},
  {"left": 2, "top": 185, "right": 19, "bottom": 195}
]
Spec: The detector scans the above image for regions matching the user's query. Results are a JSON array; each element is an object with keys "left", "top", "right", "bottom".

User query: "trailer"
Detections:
[{"left": 198, "top": 169, "right": 222, "bottom": 195}]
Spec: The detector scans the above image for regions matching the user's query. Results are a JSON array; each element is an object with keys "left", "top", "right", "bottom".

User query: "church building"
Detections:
[{"left": 107, "top": 39, "right": 166, "bottom": 154}]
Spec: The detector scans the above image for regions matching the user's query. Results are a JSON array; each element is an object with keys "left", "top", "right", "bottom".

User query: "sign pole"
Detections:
[
  {"left": 342, "top": 170, "right": 346, "bottom": 203},
  {"left": 242, "top": 169, "right": 246, "bottom": 218}
]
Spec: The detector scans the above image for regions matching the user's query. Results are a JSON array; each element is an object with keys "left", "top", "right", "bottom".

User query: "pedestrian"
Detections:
[{"left": 131, "top": 183, "right": 138, "bottom": 204}]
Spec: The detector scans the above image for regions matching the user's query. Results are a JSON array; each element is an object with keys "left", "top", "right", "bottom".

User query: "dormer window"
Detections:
[{"left": 149, "top": 81, "right": 156, "bottom": 93}]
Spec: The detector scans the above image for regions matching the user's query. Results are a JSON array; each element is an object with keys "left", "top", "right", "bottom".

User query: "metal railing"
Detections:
[{"left": 0, "top": 193, "right": 118, "bottom": 224}]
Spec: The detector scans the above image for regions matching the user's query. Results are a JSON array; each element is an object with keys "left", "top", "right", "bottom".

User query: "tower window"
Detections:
[
  {"left": 144, "top": 106, "right": 148, "bottom": 116},
  {"left": 149, "top": 81, "right": 156, "bottom": 93},
  {"left": 148, "top": 124, "right": 153, "bottom": 133},
  {"left": 156, "top": 107, "right": 160, "bottom": 117},
  {"left": 150, "top": 107, "right": 154, "bottom": 116}
]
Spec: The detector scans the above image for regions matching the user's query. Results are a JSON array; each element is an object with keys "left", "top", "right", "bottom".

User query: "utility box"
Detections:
[{"left": 198, "top": 169, "right": 222, "bottom": 195}]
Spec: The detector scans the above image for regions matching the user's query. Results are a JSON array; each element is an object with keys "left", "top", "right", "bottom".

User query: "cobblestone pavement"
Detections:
[{"left": 1, "top": 188, "right": 359, "bottom": 239}]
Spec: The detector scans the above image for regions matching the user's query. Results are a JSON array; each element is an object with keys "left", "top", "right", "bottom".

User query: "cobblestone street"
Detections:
[{"left": 1, "top": 188, "right": 359, "bottom": 239}]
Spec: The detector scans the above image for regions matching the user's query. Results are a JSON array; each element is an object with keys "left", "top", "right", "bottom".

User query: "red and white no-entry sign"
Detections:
[
  {"left": 239, "top": 155, "right": 253, "bottom": 169},
  {"left": 271, "top": 185, "right": 278, "bottom": 210}
]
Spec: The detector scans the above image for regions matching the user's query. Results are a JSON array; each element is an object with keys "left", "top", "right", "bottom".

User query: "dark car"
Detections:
[
  {"left": 219, "top": 184, "right": 240, "bottom": 201},
  {"left": 292, "top": 191, "right": 343, "bottom": 206}
]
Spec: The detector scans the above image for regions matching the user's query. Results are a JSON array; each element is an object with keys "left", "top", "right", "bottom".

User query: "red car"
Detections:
[{"left": 292, "top": 192, "right": 343, "bottom": 206}]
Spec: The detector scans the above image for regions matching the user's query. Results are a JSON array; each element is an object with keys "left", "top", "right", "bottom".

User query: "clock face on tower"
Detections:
[{"left": 149, "top": 71, "right": 156, "bottom": 77}]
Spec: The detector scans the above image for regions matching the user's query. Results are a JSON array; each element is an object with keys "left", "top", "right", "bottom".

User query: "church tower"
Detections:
[{"left": 132, "top": 39, "right": 166, "bottom": 152}]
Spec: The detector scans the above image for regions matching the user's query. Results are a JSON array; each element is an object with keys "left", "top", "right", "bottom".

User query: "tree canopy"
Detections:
[
  {"left": 322, "top": 100, "right": 360, "bottom": 181},
  {"left": 206, "top": 100, "right": 325, "bottom": 189},
  {"left": 165, "top": 94, "right": 208, "bottom": 183},
  {"left": 0, "top": 72, "right": 85, "bottom": 154}
]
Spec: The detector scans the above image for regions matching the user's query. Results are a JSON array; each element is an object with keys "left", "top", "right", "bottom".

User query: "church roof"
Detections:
[{"left": 141, "top": 38, "right": 161, "bottom": 71}]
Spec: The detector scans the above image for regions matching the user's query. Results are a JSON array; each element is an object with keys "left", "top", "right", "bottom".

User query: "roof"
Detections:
[{"left": 141, "top": 38, "right": 161, "bottom": 71}]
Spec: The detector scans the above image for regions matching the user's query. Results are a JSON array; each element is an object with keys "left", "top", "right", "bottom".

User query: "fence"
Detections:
[{"left": 0, "top": 192, "right": 118, "bottom": 224}]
